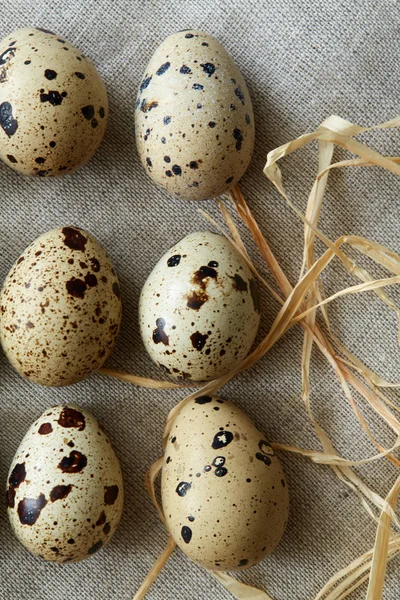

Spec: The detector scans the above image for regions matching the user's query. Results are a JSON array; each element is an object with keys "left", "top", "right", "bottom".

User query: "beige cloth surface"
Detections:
[{"left": 0, "top": 0, "right": 399, "bottom": 598}]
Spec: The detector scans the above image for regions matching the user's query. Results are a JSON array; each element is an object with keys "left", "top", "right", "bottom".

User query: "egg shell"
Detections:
[
  {"left": 135, "top": 30, "right": 254, "bottom": 200},
  {"left": 6, "top": 404, "right": 123, "bottom": 563},
  {"left": 139, "top": 231, "right": 260, "bottom": 382},
  {"left": 0, "top": 226, "right": 122, "bottom": 386},
  {"left": 0, "top": 27, "right": 108, "bottom": 176},
  {"left": 162, "top": 395, "right": 289, "bottom": 571}
]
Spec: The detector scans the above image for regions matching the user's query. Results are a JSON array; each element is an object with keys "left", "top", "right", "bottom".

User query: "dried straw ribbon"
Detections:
[{"left": 101, "top": 115, "right": 400, "bottom": 600}]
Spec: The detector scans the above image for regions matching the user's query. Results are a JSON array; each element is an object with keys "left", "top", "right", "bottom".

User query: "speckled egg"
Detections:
[
  {"left": 0, "top": 27, "right": 108, "bottom": 176},
  {"left": 135, "top": 30, "right": 254, "bottom": 200},
  {"left": 6, "top": 404, "right": 123, "bottom": 562},
  {"left": 162, "top": 395, "right": 289, "bottom": 570},
  {"left": 0, "top": 226, "right": 122, "bottom": 386},
  {"left": 139, "top": 231, "right": 260, "bottom": 382}
]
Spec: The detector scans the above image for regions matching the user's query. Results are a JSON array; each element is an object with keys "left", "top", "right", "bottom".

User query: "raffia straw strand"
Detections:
[
  {"left": 98, "top": 367, "right": 188, "bottom": 389},
  {"left": 262, "top": 115, "right": 400, "bottom": 599},
  {"left": 315, "top": 535, "right": 400, "bottom": 599},
  {"left": 132, "top": 536, "right": 176, "bottom": 600},
  {"left": 210, "top": 571, "right": 275, "bottom": 600},
  {"left": 226, "top": 188, "right": 399, "bottom": 508}
]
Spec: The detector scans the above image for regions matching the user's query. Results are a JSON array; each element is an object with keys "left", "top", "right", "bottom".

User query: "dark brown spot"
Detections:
[
  {"left": 9, "top": 463, "right": 26, "bottom": 488},
  {"left": 181, "top": 525, "right": 192, "bottom": 543},
  {"left": 140, "top": 75, "right": 152, "bottom": 92},
  {"left": 259, "top": 440, "right": 274, "bottom": 455},
  {"left": 90, "top": 257, "right": 100, "bottom": 272},
  {"left": 235, "top": 87, "right": 245, "bottom": 105},
  {"left": 249, "top": 279, "right": 260, "bottom": 313},
  {"left": 195, "top": 396, "right": 212, "bottom": 404},
  {"left": 50, "top": 484, "right": 72, "bottom": 502},
  {"left": 7, "top": 154, "right": 17, "bottom": 163},
  {"left": 186, "top": 291, "right": 208, "bottom": 310},
  {"left": 176, "top": 482, "right": 191, "bottom": 497},
  {"left": 84, "top": 273, "right": 98, "bottom": 287},
  {"left": 88, "top": 540, "right": 103, "bottom": 554},
  {"left": 96, "top": 511, "right": 106, "bottom": 526},
  {"left": 66, "top": 277, "right": 87, "bottom": 298},
  {"left": 40, "top": 90, "right": 64, "bottom": 106},
  {"left": 81, "top": 105, "right": 95, "bottom": 120},
  {"left": 17, "top": 494, "right": 47, "bottom": 525},
  {"left": 190, "top": 331, "right": 208, "bottom": 351},
  {"left": 58, "top": 407, "right": 86, "bottom": 431},
  {"left": 153, "top": 318, "right": 169, "bottom": 345},
  {"left": 230, "top": 273, "right": 248, "bottom": 292},
  {"left": 103, "top": 522, "right": 111, "bottom": 535},
  {"left": 112, "top": 282, "right": 120, "bottom": 298},
  {"left": 156, "top": 62, "right": 170, "bottom": 75},
  {"left": 256, "top": 452, "right": 271, "bottom": 466},
  {"left": 0, "top": 101, "right": 18, "bottom": 136},
  {"left": 38, "top": 422, "right": 53, "bottom": 435},
  {"left": 58, "top": 451, "right": 87, "bottom": 473},
  {"left": 193, "top": 266, "right": 217, "bottom": 287},
  {"left": 44, "top": 69, "right": 57, "bottom": 80},
  {"left": 62, "top": 227, "right": 87, "bottom": 251},
  {"left": 167, "top": 254, "right": 181, "bottom": 267},
  {"left": 233, "top": 127, "right": 243, "bottom": 151},
  {"left": 200, "top": 62, "right": 215, "bottom": 77},
  {"left": 212, "top": 431, "right": 234, "bottom": 449},
  {"left": 104, "top": 485, "right": 119, "bottom": 505},
  {"left": 6, "top": 487, "right": 16, "bottom": 508},
  {"left": 140, "top": 99, "right": 159, "bottom": 113}
]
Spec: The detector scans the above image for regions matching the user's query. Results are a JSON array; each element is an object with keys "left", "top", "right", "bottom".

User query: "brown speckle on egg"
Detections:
[
  {"left": 58, "top": 407, "right": 86, "bottom": 430},
  {"left": 104, "top": 485, "right": 119, "bottom": 505}
]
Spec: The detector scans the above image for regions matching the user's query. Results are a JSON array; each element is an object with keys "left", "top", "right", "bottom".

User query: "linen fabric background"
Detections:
[{"left": 0, "top": 0, "right": 399, "bottom": 598}]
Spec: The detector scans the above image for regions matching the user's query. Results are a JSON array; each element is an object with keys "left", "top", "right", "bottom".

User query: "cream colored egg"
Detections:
[
  {"left": 0, "top": 27, "right": 108, "bottom": 176},
  {"left": 135, "top": 30, "right": 254, "bottom": 200},
  {"left": 162, "top": 395, "right": 289, "bottom": 571},
  {"left": 6, "top": 404, "right": 123, "bottom": 562},
  {"left": 0, "top": 226, "right": 122, "bottom": 386},
  {"left": 139, "top": 231, "right": 260, "bottom": 382}
]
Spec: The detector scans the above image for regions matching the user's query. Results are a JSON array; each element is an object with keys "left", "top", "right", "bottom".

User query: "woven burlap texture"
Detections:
[{"left": 0, "top": 0, "right": 399, "bottom": 598}]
